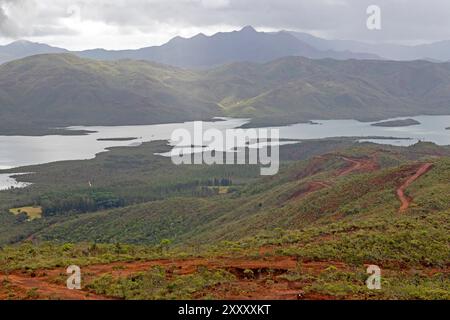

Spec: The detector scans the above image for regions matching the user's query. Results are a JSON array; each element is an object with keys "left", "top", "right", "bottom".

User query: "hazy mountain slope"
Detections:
[
  {"left": 290, "top": 31, "right": 450, "bottom": 62},
  {"left": 2, "top": 54, "right": 450, "bottom": 134},
  {"left": 0, "top": 54, "right": 219, "bottom": 132},
  {"left": 5, "top": 28, "right": 450, "bottom": 68},
  {"left": 208, "top": 57, "right": 450, "bottom": 124},
  {"left": 0, "top": 40, "right": 67, "bottom": 64},
  {"left": 76, "top": 26, "right": 378, "bottom": 67},
  {"left": 0, "top": 28, "right": 378, "bottom": 67}
]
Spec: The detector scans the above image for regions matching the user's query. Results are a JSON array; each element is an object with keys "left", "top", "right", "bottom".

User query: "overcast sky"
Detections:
[{"left": 1, "top": 0, "right": 449, "bottom": 50}]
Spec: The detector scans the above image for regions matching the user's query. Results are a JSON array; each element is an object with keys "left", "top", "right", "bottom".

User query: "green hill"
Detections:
[
  {"left": 0, "top": 54, "right": 219, "bottom": 134},
  {"left": 2, "top": 54, "right": 450, "bottom": 134},
  {"left": 2, "top": 140, "right": 447, "bottom": 248},
  {"left": 0, "top": 140, "right": 449, "bottom": 300},
  {"left": 213, "top": 58, "right": 450, "bottom": 125}
]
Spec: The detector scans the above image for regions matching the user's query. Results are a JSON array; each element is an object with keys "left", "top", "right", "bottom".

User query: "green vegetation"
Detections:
[
  {"left": 303, "top": 268, "right": 449, "bottom": 300},
  {"left": 248, "top": 211, "right": 449, "bottom": 268},
  {"left": 9, "top": 206, "right": 42, "bottom": 221},
  {"left": 0, "top": 54, "right": 218, "bottom": 135},
  {"left": 3, "top": 54, "right": 450, "bottom": 134},
  {"left": 0, "top": 242, "right": 168, "bottom": 272},
  {"left": 0, "top": 139, "right": 448, "bottom": 300},
  {"left": 87, "top": 267, "right": 235, "bottom": 300},
  {"left": 1, "top": 140, "right": 449, "bottom": 247}
]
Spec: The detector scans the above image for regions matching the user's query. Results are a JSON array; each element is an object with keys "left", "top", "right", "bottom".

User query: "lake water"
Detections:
[
  {"left": 272, "top": 115, "right": 450, "bottom": 146},
  {"left": 0, "top": 115, "right": 449, "bottom": 190},
  {"left": 0, "top": 173, "right": 32, "bottom": 191}
]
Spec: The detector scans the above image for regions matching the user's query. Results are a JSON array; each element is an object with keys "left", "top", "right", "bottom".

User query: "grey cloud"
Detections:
[
  {"left": 0, "top": 0, "right": 21, "bottom": 37},
  {"left": 0, "top": 0, "right": 75, "bottom": 38},
  {"left": 72, "top": 0, "right": 450, "bottom": 43},
  {"left": 2, "top": 0, "right": 450, "bottom": 46}
]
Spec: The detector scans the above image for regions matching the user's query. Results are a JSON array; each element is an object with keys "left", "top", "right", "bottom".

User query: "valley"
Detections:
[
  {"left": 0, "top": 17, "right": 449, "bottom": 302},
  {"left": 0, "top": 137, "right": 449, "bottom": 299}
]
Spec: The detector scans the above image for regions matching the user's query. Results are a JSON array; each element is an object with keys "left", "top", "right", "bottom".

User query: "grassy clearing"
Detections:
[{"left": 9, "top": 207, "right": 42, "bottom": 221}]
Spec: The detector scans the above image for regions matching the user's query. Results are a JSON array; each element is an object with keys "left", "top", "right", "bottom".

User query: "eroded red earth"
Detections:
[
  {"left": 1, "top": 255, "right": 446, "bottom": 300},
  {"left": 0, "top": 257, "right": 342, "bottom": 300}
]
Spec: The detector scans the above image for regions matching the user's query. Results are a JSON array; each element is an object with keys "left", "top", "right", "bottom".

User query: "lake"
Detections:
[
  {"left": 273, "top": 115, "right": 450, "bottom": 146},
  {"left": 0, "top": 115, "right": 449, "bottom": 190},
  {"left": 0, "top": 173, "right": 32, "bottom": 191}
]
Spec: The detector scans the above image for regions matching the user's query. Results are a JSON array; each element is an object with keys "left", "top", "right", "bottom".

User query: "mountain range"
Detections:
[
  {"left": 0, "top": 40, "right": 67, "bottom": 65},
  {"left": 1, "top": 53, "right": 450, "bottom": 134},
  {"left": 3, "top": 26, "right": 450, "bottom": 68},
  {"left": 1, "top": 26, "right": 378, "bottom": 67},
  {"left": 289, "top": 31, "right": 450, "bottom": 62},
  {"left": 75, "top": 26, "right": 378, "bottom": 67}
]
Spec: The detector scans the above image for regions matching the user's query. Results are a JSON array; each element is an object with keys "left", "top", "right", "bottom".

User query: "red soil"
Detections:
[
  {"left": 397, "top": 163, "right": 433, "bottom": 212},
  {"left": 290, "top": 156, "right": 377, "bottom": 200},
  {"left": 0, "top": 257, "right": 348, "bottom": 300},
  {"left": 3, "top": 274, "right": 109, "bottom": 300},
  {"left": 338, "top": 156, "right": 379, "bottom": 177},
  {"left": 1, "top": 250, "right": 446, "bottom": 300}
]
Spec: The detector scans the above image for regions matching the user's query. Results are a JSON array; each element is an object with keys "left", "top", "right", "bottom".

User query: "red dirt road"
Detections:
[
  {"left": 338, "top": 156, "right": 378, "bottom": 176},
  {"left": 290, "top": 156, "right": 377, "bottom": 200},
  {"left": 397, "top": 163, "right": 433, "bottom": 212},
  {"left": 3, "top": 274, "right": 109, "bottom": 300}
]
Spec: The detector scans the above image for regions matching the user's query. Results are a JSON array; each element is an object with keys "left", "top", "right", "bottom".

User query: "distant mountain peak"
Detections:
[
  {"left": 240, "top": 25, "right": 257, "bottom": 33},
  {"left": 7, "top": 40, "right": 35, "bottom": 46},
  {"left": 193, "top": 33, "right": 207, "bottom": 39},
  {"left": 4, "top": 39, "right": 62, "bottom": 49},
  {"left": 0, "top": 40, "right": 67, "bottom": 64}
]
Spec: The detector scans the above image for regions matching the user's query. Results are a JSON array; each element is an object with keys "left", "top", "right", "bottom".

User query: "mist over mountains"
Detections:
[
  {"left": 289, "top": 32, "right": 450, "bottom": 62},
  {"left": 3, "top": 26, "right": 450, "bottom": 68},
  {"left": 0, "top": 27, "right": 378, "bottom": 67},
  {"left": 74, "top": 26, "right": 379, "bottom": 67}
]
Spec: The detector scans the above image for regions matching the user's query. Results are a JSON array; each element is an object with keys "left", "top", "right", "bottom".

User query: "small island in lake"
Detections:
[
  {"left": 97, "top": 137, "right": 138, "bottom": 141},
  {"left": 371, "top": 119, "right": 420, "bottom": 127}
]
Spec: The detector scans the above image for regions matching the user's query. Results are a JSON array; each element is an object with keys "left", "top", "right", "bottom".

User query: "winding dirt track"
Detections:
[
  {"left": 291, "top": 156, "right": 378, "bottom": 200},
  {"left": 338, "top": 156, "right": 378, "bottom": 177},
  {"left": 294, "top": 156, "right": 432, "bottom": 213},
  {"left": 397, "top": 163, "right": 433, "bottom": 212}
]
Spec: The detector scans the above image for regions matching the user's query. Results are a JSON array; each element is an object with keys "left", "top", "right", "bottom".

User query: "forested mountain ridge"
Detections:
[{"left": 1, "top": 54, "right": 450, "bottom": 134}]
